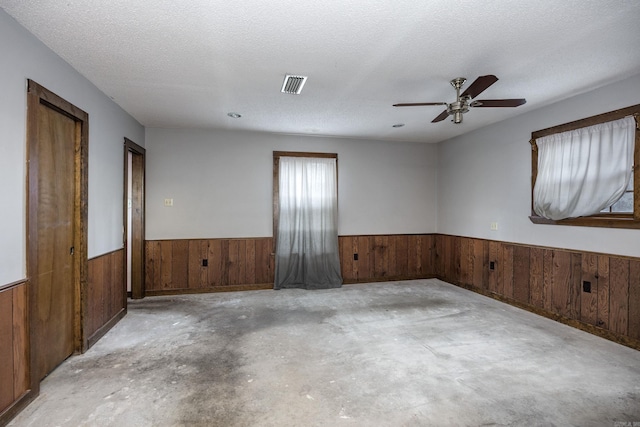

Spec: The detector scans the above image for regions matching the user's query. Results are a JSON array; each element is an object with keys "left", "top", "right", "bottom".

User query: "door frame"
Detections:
[
  {"left": 26, "top": 80, "right": 89, "bottom": 391},
  {"left": 124, "top": 138, "right": 146, "bottom": 299}
]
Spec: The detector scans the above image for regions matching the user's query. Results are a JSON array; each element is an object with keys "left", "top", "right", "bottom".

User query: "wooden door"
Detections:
[
  {"left": 27, "top": 80, "right": 88, "bottom": 382},
  {"left": 124, "top": 138, "right": 146, "bottom": 299},
  {"left": 34, "top": 103, "right": 76, "bottom": 378}
]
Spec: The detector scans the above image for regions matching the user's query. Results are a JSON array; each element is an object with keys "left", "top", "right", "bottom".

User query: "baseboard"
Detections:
[
  {"left": 86, "top": 308, "right": 127, "bottom": 349},
  {"left": 0, "top": 389, "right": 37, "bottom": 427},
  {"left": 343, "top": 275, "right": 435, "bottom": 285},
  {"left": 145, "top": 283, "right": 274, "bottom": 296}
]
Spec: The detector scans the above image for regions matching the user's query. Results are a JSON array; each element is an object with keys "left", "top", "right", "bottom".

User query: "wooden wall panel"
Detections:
[
  {"left": 86, "top": 250, "right": 125, "bottom": 346},
  {"left": 501, "top": 244, "right": 514, "bottom": 299},
  {"left": 255, "top": 239, "right": 274, "bottom": 284},
  {"left": 569, "top": 253, "right": 582, "bottom": 320},
  {"left": 529, "top": 247, "right": 544, "bottom": 308},
  {"left": 365, "top": 236, "right": 376, "bottom": 279},
  {"left": 550, "top": 251, "right": 572, "bottom": 317},
  {"left": 421, "top": 234, "right": 435, "bottom": 278},
  {"left": 340, "top": 236, "right": 356, "bottom": 282},
  {"left": 355, "top": 237, "right": 370, "bottom": 281},
  {"left": 12, "top": 285, "right": 29, "bottom": 401},
  {"left": 207, "top": 239, "right": 223, "bottom": 286},
  {"left": 171, "top": 241, "right": 189, "bottom": 289},
  {"left": 0, "top": 282, "right": 29, "bottom": 416},
  {"left": 512, "top": 246, "right": 530, "bottom": 304},
  {"left": 542, "top": 249, "right": 554, "bottom": 312},
  {"left": 597, "top": 256, "right": 610, "bottom": 329},
  {"left": 488, "top": 241, "right": 499, "bottom": 293},
  {"left": 387, "top": 236, "right": 397, "bottom": 278},
  {"left": 581, "top": 253, "right": 599, "bottom": 325},
  {"left": 374, "top": 235, "right": 389, "bottom": 279},
  {"left": 188, "top": 241, "right": 207, "bottom": 289},
  {"left": 442, "top": 235, "right": 454, "bottom": 283},
  {"left": 145, "top": 241, "right": 160, "bottom": 291},
  {"left": 160, "top": 241, "right": 173, "bottom": 290},
  {"left": 433, "top": 234, "right": 443, "bottom": 278},
  {"left": 394, "top": 235, "right": 409, "bottom": 278},
  {"left": 450, "top": 237, "right": 461, "bottom": 284},
  {"left": 609, "top": 257, "right": 630, "bottom": 336},
  {"left": 459, "top": 238, "right": 471, "bottom": 286},
  {"left": 471, "top": 239, "right": 486, "bottom": 289},
  {"left": 0, "top": 288, "right": 14, "bottom": 410},
  {"left": 629, "top": 260, "right": 640, "bottom": 340},
  {"left": 87, "top": 256, "right": 104, "bottom": 335}
]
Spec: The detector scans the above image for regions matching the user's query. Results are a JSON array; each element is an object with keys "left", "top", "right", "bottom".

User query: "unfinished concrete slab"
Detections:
[{"left": 9, "top": 279, "right": 640, "bottom": 426}]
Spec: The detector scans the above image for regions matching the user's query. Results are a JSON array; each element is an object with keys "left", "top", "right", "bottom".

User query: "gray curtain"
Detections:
[{"left": 274, "top": 156, "right": 342, "bottom": 290}]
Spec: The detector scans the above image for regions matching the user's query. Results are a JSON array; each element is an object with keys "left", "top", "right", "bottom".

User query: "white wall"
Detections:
[
  {"left": 0, "top": 9, "right": 144, "bottom": 285},
  {"left": 438, "top": 73, "right": 640, "bottom": 258},
  {"left": 145, "top": 128, "right": 438, "bottom": 239}
]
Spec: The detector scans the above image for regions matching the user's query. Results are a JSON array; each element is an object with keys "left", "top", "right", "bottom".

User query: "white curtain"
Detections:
[
  {"left": 274, "top": 156, "right": 342, "bottom": 290},
  {"left": 533, "top": 116, "right": 635, "bottom": 220}
]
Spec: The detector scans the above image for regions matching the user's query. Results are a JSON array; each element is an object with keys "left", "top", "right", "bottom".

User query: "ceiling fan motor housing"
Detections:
[{"left": 447, "top": 95, "right": 471, "bottom": 123}]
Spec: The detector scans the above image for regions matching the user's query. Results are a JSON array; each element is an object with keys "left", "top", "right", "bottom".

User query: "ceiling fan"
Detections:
[{"left": 393, "top": 75, "right": 526, "bottom": 124}]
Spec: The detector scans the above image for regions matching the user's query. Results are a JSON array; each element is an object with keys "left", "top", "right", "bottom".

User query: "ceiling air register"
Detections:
[{"left": 281, "top": 75, "right": 308, "bottom": 95}]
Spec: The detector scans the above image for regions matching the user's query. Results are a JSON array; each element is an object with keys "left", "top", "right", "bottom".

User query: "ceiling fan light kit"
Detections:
[{"left": 393, "top": 75, "right": 526, "bottom": 124}]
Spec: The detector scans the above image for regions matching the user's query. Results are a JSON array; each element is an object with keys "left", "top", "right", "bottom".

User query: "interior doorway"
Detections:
[
  {"left": 26, "top": 80, "right": 88, "bottom": 382},
  {"left": 124, "top": 138, "right": 145, "bottom": 299}
]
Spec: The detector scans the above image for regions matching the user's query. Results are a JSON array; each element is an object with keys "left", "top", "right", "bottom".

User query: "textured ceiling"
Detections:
[{"left": 2, "top": 0, "right": 639, "bottom": 143}]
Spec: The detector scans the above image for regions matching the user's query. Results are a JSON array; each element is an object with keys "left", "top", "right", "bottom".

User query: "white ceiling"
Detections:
[{"left": 2, "top": 0, "right": 639, "bottom": 143}]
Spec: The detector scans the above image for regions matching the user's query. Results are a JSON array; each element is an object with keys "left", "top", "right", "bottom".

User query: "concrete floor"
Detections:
[{"left": 8, "top": 279, "right": 640, "bottom": 427}]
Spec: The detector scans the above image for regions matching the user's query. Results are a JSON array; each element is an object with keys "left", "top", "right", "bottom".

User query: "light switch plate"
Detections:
[
  {"left": 164, "top": 198, "right": 173, "bottom": 207},
  {"left": 490, "top": 222, "right": 498, "bottom": 231}
]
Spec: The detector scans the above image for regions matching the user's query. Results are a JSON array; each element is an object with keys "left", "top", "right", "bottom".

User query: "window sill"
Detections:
[{"left": 529, "top": 214, "right": 640, "bottom": 229}]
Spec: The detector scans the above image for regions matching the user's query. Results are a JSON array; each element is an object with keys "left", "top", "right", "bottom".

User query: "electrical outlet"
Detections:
[
  {"left": 490, "top": 222, "right": 498, "bottom": 231},
  {"left": 583, "top": 281, "right": 591, "bottom": 293},
  {"left": 490, "top": 261, "right": 495, "bottom": 270},
  {"left": 353, "top": 253, "right": 358, "bottom": 261},
  {"left": 202, "top": 259, "right": 208, "bottom": 267}
]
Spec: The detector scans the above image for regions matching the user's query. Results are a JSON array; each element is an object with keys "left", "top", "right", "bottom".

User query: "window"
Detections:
[
  {"left": 272, "top": 151, "right": 342, "bottom": 289},
  {"left": 530, "top": 104, "right": 640, "bottom": 229}
]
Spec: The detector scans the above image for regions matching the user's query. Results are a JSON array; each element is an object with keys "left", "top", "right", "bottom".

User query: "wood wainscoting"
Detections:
[
  {"left": 340, "top": 234, "right": 435, "bottom": 283},
  {"left": 0, "top": 280, "right": 32, "bottom": 424},
  {"left": 87, "top": 249, "right": 126, "bottom": 348},
  {"left": 143, "top": 234, "right": 639, "bottom": 349},
  {"left": 145, "top": 238, "right": 275, "bottom": 295},
  {"left": 434, "top": 235, "right": 640, "bottom": 349},
  {"left": 144, "top": 234, "right": 436, "bottom": 294}
]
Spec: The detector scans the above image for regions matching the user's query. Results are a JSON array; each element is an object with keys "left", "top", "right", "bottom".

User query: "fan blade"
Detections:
[
  {"left": 471, "top": 99, "right": 527, "bottom": 107},
  {"left": 393, "top": 102, "right": 447, "bottom": 107},
  {"left": 461, "top": 75, "right": 499, "bottom": 99},
  {"left": 431, "top": 110, "right": 449, "bottom": 123}
]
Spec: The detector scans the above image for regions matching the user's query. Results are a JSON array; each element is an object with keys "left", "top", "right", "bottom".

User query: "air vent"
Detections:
[{"left": 281, "top": 74, "right": 307, "bottom": 95}]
